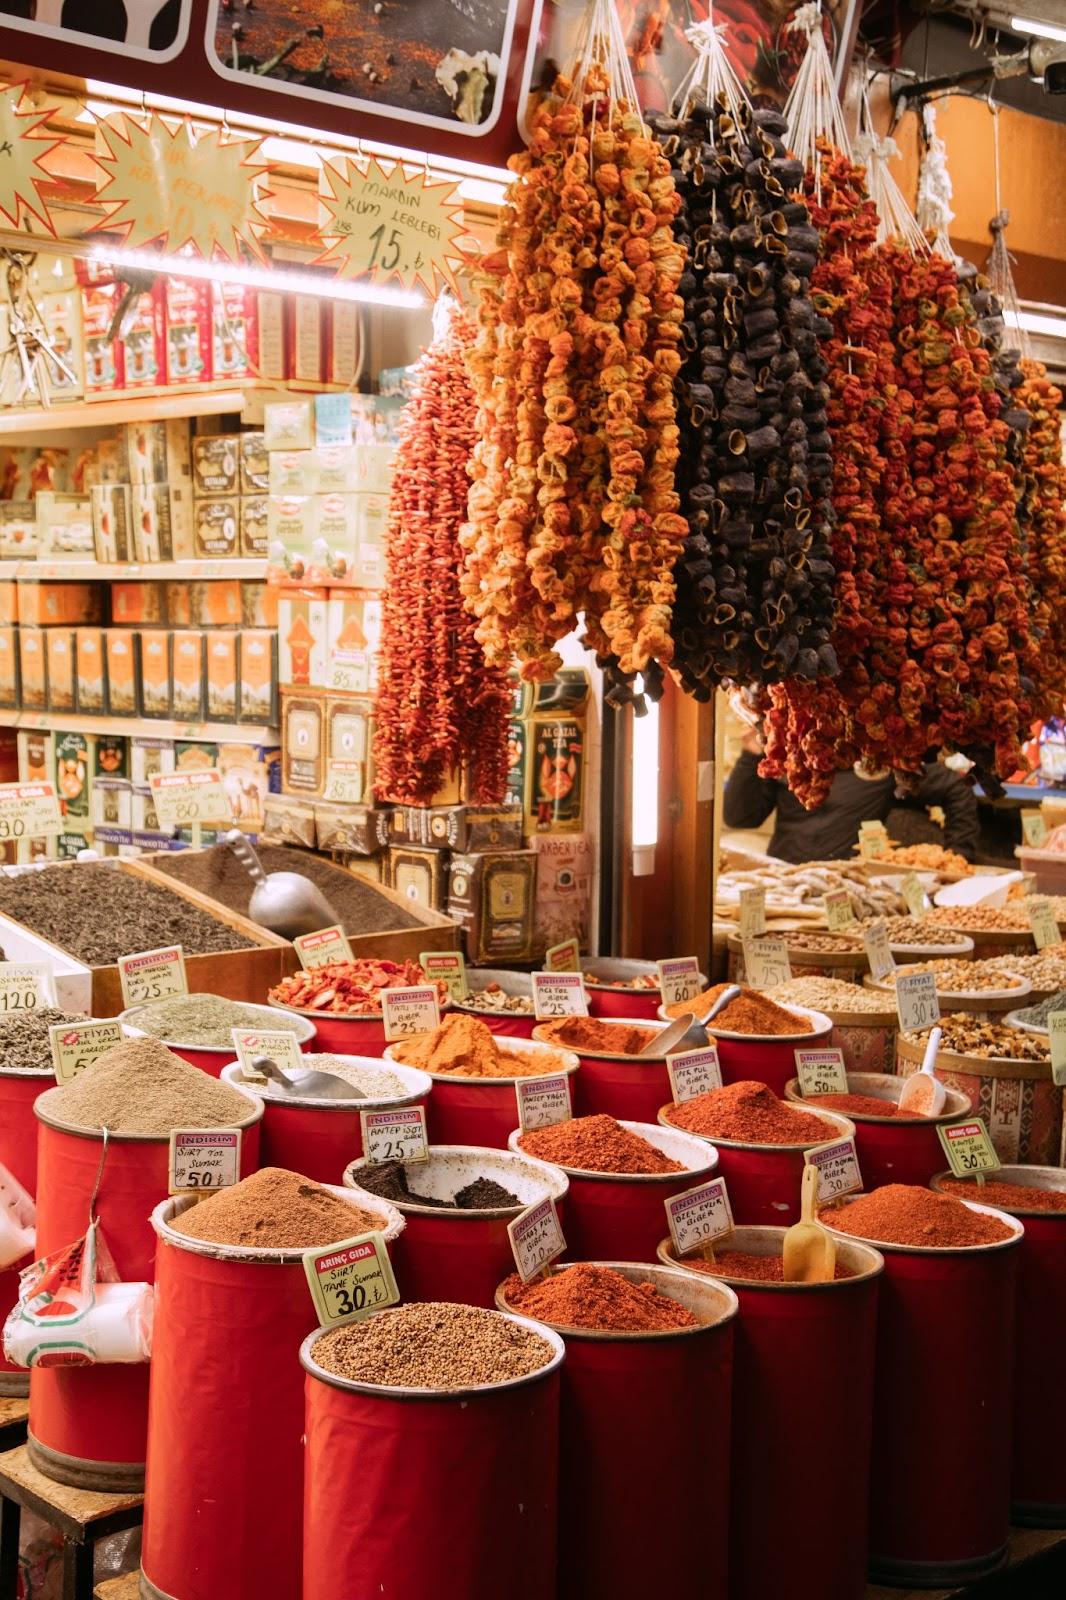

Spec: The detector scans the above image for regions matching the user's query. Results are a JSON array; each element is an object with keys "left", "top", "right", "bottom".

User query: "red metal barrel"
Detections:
[
  {"left": 784, "top": 1073, "right": 972, "bottom": 1189},
  {"left": 0, "top": 1064, "right": 53, "bottom": 1395}
]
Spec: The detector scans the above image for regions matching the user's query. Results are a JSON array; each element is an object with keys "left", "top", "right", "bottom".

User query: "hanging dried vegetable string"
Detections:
[
  {"left": 647, "top": 13, "right": 836, "bottom": 699},
  {"left": 373, "top": 299, "right": 511, "bottom": 805},
  {"left": 462, "top": 0, "right": 687, "bottom": 699}
]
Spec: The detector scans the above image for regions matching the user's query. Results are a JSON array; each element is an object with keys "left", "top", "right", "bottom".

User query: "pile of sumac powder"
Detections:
[
  {"left": 171, "top": 1168, "right": 387, "bottom": 1249},
  {"left": 312, "top": 1303, "right": 555, "bottom": 1389}
]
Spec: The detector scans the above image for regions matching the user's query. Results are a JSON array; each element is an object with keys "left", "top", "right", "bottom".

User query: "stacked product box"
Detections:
[{"left": 191, "top": 430, "right": 269, "bottom": 560}]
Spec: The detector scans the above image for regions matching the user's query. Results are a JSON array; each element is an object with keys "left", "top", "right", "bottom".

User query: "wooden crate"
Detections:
[{"left": 0, "top": 859, "right": 288, "bottom": 1016}]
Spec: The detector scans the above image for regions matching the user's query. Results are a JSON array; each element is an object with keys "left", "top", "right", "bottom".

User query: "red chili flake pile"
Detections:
[
  {"left": 517, "top": 1114, "right": 683, "bottom": 1175},
  {"left": 534, "top": 1017, "right": 656, "bottom": 1055},
  {"left": 269, "top": 959, "right": 447, "bottom": 1015},
  {"left": 502, "top": 1264, "right": 696, "bottom": 1331},
  {"left": 675, "top": 1249, "right": 855, "bottom": 1283},
  {"left": 666, "top": 1080, "right": 838, "bottom": 1145},
  {"left": 810, "top": 1092, "right": 903, "bottom": 1119},
  {"left": 826, "top": 1184, "right": 1015, "bottom": 1247},
  {"left": 938, "top": 1177, "right": 1066, "bottom": 1214}
]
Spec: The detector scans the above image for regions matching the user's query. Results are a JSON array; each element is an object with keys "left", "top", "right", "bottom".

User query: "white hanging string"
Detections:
[
  {"left": 671, "top": 10, "right": 751, "bottom": 133},
  {"left": 985, "top": 101, "right": 1030, "bottom": 357},
  {"left": 854, "top": 74, "right": 928, "bottom": 254},
  {"left": 563, "top": 0, "right": 640, "bottom": 111},
  {"left": 916, "top": 102, "right": 957, "bottom": 261},
  {"left": 783, "top": 1, "right": 852, "bottom": 197}
]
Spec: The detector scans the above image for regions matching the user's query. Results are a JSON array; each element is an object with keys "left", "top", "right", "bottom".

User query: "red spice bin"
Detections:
[
  {"left": 932, "top": 1167, "right": 1066, "bottom": 1528},
  {"left": 0, "top": 1058, "right": 53, "bottom": 1396},
  {"left": 531, "top": 1016, "right": 702, "bottom": 1124},
  {"left": 121, "top": 998, "right": 317, "bottom": 1077},
  {"left": 508, "top": 1121, "right": 716, "bottom": 1263},
  {"left": 221, "top": 1059, "right": 432, "bottom": 1184},
  {"left": 140, "top": 1190, "right": 404, "bottom": 1600},
  {"left": 386, "top": 1037, "right": 579, "bottom": 1151},
  {"left": 453, "top": 968, "right": 536, "bottom": 1039},
  {"left": 658, "top": 1003, "right": 834, "bottom": 1097},
  {"left": 267, "top": 997, "right": 452, "bottom": 1057},
  {"left": 657, "top": 1102, "right": 854, "bottom": 1227},
  {"left": 822, "top": 1195, "right": 1023, "bottom": 1584},
  {"left": 300, "top": 1311, "right": 565, "bottom": 1600},
  {"left": 580, "top": 958, "right": 699, "bottom": 1021},
  {"left": 496, "top": 1263, "right": 737, "bottom": 1600},
  {"left": 28, "top": 1090, "right": 263, "bottom": 1492},
  {"left": 659, "top": 1226, "right": 883, "bottom": 1600},
  {"left": 343, "top": 1146, "right": 568, "bottom": 1309},
  {"left": 784, "top": 1072, "right": 972, "bottom": 1189}
]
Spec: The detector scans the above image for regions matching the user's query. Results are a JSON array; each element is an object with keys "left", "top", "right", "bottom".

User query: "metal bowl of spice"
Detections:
[
  {"left": 579, "top": 959, "right": 685, "bottom": 1021},
  {"left": 453, "top": 968, "right": 536, "bottom": 1038},
  {"left": 122, "top": 994, "right": 317, "bottom": 1076},
  {"left": 657, "top": 991, "right": 834, "bottom": 1098}
]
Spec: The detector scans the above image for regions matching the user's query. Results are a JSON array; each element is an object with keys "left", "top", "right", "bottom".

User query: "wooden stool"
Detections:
[{"left": 0, "top": 1444, "right": 142, "bottom": 1600}]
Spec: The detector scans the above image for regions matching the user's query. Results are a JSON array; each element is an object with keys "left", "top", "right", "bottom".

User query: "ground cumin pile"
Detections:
[
  {"left": 810, "top": 1092, "right": 903, "bottom": 1119},
  {"left": 44, "top": 1038, "right": 252, "bottom": 1134},
  {"left": 518, "top": 1114, "right": 683, "bottom": 1175},
  {"left": 666, "top": 1081, "right": 838, "bottom": 1145},
  {"left": 826, "top": 1184, "right": 1015, "bottom": 1248},
  {"left": 534, "top": 1017, "right": 656, "bottom": 1055},
  {"left": 391, "top": 1014, "right": 568, "bottom": 1078},
  {"left": 502, "top": 1264, "right": 697, "bottom": 1331},
  {"left": 667, "top": 985, "right": 812, "bottom": 1035},
  {"left": 676, "top": 1250, "right": 855, "bottom": 1283},
  {"left": 170, "top": 1167, "right": 386, "bottom": 1248},
  {"left": 313, "top": 1303, "right": 555, "bottom": 1388},
  {"left": 938, "top": 1177, "right": 1066, "bottom": 1214}
]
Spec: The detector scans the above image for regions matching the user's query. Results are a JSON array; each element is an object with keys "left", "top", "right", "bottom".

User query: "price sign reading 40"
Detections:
[
  {"left": 303, "top": 1233, "right": 400, "bottom": 1329},
  {"left": 0, "top": 783, "right": 62, "bottom": 841}
]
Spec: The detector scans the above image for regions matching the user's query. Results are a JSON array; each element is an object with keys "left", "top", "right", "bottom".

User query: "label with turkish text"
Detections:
[
  {"left": 823, "top": 889, "right": 854, "bottom": 931},
  {"left": 0, "top": 963, "right": 50, "bottom": 1014},
  {"left": 231, "top": 1027, "right": 304, "bottom": 1082},
  {"left": 805, "top": 1137, "right": 863, "bottom": 1204},
  {"left": 667, "top": 1045, "right": 722, "bottom": 1104},
  {"left": 532, "top": 971, "right": 588, "bottom": 1022},
  {"left": 293, "top": 925, "right": 354, "bottom": 970},
  {"left": 863, "top": 921, "right": 896, "bottom": 982},
  {"left": 1048, "top": 1011, "right": 1066, "bottom": 1088},
  {"left": 516, "top": 1074, "right": 572, "bottom": 1132},
  {"left": 0, "top": 782, "right": 62, "bottom": 840},
  {"left": 1021, "top": 808, "right": 1049, "bottom": 848},
  {"left": 304, "top": 1233, "right": 400, "bottom": 1328},
  {"left": 901, "top": 873, "right": 927, "bottom": 919},
  {"left": 381, "top": 985, "right": 440, "bottom": 1041},
  {"left": 360, "top": 1105, "right": 429, "bottom": 1165},
  {"left": 507, "top": 1196, "right": 566, "bottom": 1284},
  {"left": 738, "top": 887, "right": 766, "bottom": 940},
  {"left": 896, "top": 970, "right": 940, "bottom": 1033},
  {"left": 49, "top": 1019, "right": 123, "bottom": 1084},
  {"left": 1027, "top": 896, "right": 1061, "bottom": 950},
  {"left": 858, "top": 821, "right": 889, "bottom": 860},
  {"left": 544, "top": 938, "right": 581, "bottom": 973},
  {"left": 169, "top": 1128, "right": 242, "bottom": 1194},
  {"left": 938, "top": 1118, "right": 1001, "bottom": 1178},
  {"left": 665, "top": 1178, "right": 734, "bottom": 1258},
  {"left": 419, "top": 950, "right": 467, "bottom": 1001},
  {"left": 794, "top": 1047, "right": 848, "bottom": 1098},
  {"left": 656, "top": 957, "right": 703, "bottom": 1009},
  {"left": 149, "top": 768, "right": 232, "bottom": 829},
  {"left": 118, "top": 945, "right": 187, "bottom": 1009},
  {"left": 742, "top": 937, "right": 792, "bottom": 991}
]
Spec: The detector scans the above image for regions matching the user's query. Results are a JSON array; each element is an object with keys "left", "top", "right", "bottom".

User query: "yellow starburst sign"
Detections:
[
  {"left": 93, "top": 114, "right": 267, "bottom": 262},
  {"left": 0, "top": 82, "right": 63, "bottom": 236},
  {"left": 316, "top": 157, "right": 467, "bottom": 298}
]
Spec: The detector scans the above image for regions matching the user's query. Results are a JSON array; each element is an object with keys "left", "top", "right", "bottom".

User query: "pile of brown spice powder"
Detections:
[{"left": 170, "top": 1168, "right": 387, "bottom": 1249}]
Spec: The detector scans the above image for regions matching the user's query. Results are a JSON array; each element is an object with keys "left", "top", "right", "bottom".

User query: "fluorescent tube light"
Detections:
[
  {"left": 1011, "top": 14, "right": 1066, "bottom": 42},
  {"left": 89, "top": 245, "right": 425, "bottom": 309},
  {"left": 1004, "top": 306, "right": 1066, "bottom": 337}
]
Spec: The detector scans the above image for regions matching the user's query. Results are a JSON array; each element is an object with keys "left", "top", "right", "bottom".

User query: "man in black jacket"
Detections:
[{"left": 724, "top": 742, "right": 980, "bottom": 865}]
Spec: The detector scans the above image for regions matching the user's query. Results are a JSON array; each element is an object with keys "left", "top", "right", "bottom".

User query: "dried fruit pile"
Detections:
[
  {"left": 373, "top": 304, "right": 511, "bottom": 804},
  {"left": 269, "top": 959, "right": 448, "bottom": 1015}
]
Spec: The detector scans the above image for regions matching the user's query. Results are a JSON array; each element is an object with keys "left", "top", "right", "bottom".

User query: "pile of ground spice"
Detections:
[
  {"left": 534, "top": 1017, "right": 656, "bottom": 1055},
  {"left": 938, "top": 1177, "right": 1066, "bottom": 1213},
  {"left": 517, "top": 1114, "right": 683, "bottom": 1174},
  {"left": 391, "top": 1014, "right": 568, "bottom": 1078},
  {"left": 133, "top": 994, "right": 272, "bottom": 1047},
  {"left": 502, "top": 1264, "right": 697, "bottom": 1331},
  {"left": 1014, "top": 989, "right": 1066, "bottom": 1028},
  {"left": 809, "top": 1092, "right": 903, "bottom": 1119},
  {"left": 312, "top": 1303, "right": 555, "bottom": 1388},
  {"left": 667, "top": 985, "right": 813, "bottom": 1036},
  {"left": 674, "top": 1250, "right": 855, "bottom": 1283},
  {"left": 666, "top": 1081, "right": 838, "bottom": 1145},
  {"left": 0, "top": 1007, "right": 87, "bottom": 1071},
  {"left": 170, "top": 1167, "right": 385, "bottom": 1248},
  {"left": 241, "top": 1057, "right": 409, "bottom": 1101},
  {"left": 356, "top": 1162, "right": 521, "bottom": 1211},
  {"left": 768, "top": 978, "right": 895, "bottom": 1016},
  {"left": 826, "top": 1184, "right": 1015, "bottom": 1247},
  {"left": 45, "top": 1038, "right": 253, "bottom": 1135}
]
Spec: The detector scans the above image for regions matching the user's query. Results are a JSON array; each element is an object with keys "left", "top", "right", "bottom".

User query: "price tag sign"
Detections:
[
  {"left": 863, "top": 921, "right": 896, "bottom": 983},
  {"left": 1048, "top": 1010, "right": 1066, "bottom": 1088},
  {"left": 516, "top": 1074, "right": 572, "bottom": 1133},
  {"left": 901, "top": 873, "right": 927, "bottom": 919},
  {"left": 507, "top": 1196, "right": 566, "bottom": 1284},
  {"left": 303, "top": 1232, "right": 400, "bottom": 1328},
  {"left": 149, "top": 769, "right": 232, "bottom": 829},
  {"left": 739, "top": 887, "right": 766, "bottom": 940},
  {"left": 0, "top": 963, "right": 50, "bottom": 1013},
  {"left": 323, "top": 762, "right": 364, "bottom": 805},
  {"left": 665, "top": 1178, "right": 734, "bottom": 1258},
  {"left": 293, "top": 925, "right": 354, "bottom": 970},
  {"left": 1027, "top": 896, "right": 1061, "bottom": 951},
  {"left": 117, "top": 945, "right": 187, "bottom": 1009},
  {"left": 0, "top": 782, "right": 62, "bottom": 840},
  {"left": 805, "top": 1137, "right": 863, "bottom": 1204},
  {"left": 544, "top": 939, "right": 581, "bottom": 973},
  {"left": 823, "top": 889, "right": 855, "bottom": 931},
  {"left": 794, "top": 1047, "right": 848, "bottom": 1098},
  {"left": 656, "top": 957, "right": 703, "bottom": 1009},
  {"left": 896, "top": 970, "right": 940, "bottom": 1033},
  {"left": 48, "top": 1019, "right": 123, "bottom": 1084},
  {"left": 381, "top": 985, "right": 440, "bottom": 1041},
  {"left": 419, "top": 950, "right": 467, "bottom": 1001},
  {"left": 667, "top": 1045, "right": 722, "bottom": 1104},
  {"left": 532, "top": 971, "right": 588, "bottom": 1021},
  {"left": 938, "top": 1118, "right": 1001, "bottom": 1178},
  {"left": 859, "top": 821, "right": 889, "bottom": 860},
  {"left": 168, "top": 1128, "right": 242, "bottom": 1194},
  {"left": 742, "top": 937, "right": 792, "bottom": 991},
  {"left": 1021, "top": 808, "right": 1049, "bottom": 848},
  {"left": 359, "top": 1105, "right": 429, "bottom": 1165},
  {"left": 231, "top": 1027, "right": 304, "bottom": 1083}
]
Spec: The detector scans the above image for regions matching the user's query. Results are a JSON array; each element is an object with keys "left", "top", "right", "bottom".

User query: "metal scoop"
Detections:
[
  {"left": 897, "top": 1025, "right": 945, "bottom": 1117},
  {"left": 250, "top": 1055, "right": 362, "bottom": 1101},
  {"left": 224, "top": 829, "right": 343, "bottom": 939}
]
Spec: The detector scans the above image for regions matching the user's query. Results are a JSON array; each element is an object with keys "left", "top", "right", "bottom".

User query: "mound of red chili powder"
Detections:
[
  {"left": 667, "top": 1081, "right": 838, "bottom": 1145},
  {"left": 502, "top": 1264, "right": 697, "bottom": 1331},
  {"left": 517, "top": 1114, "right": 683, "bottom": 1174},
  {"left": 938, "top": 1177, "right": 1066, "bottom": 1214},
  {"left": 535, "top": 1017, "right": 656, "bottom": 1055},
  {"left": 809, "top": 1092, "right": 903, "bottom": 1119},
  {"left": 674, "top": 1250, "right": 855, "bottom": 1283},
  {"left": 826, "top": 1185, "right": 1015, "bottom": 1248}
]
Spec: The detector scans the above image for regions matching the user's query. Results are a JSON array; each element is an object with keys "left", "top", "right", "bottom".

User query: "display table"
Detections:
[
  {"left": 866, "top": 1525, "right": 1066, "bottom": 1598},
  {"left": 0, "top": 1444, "right": 143, "bottom": 1600}
]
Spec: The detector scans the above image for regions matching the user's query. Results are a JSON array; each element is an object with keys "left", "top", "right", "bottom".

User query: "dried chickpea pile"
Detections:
[
  {"left": 922, "top": 905, "right": 1032, "bottom": 934},
  {"left": 767, "top": 976, "right": 895, "bottom": 1015},
  {"left": 871, "top": 958, "right": 1026, "bottom": 995}
]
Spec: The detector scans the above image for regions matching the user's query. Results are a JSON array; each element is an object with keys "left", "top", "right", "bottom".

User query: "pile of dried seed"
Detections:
[
  {"left": 923, "top": 905, "right": 1032, "bottom": 934},
  {"left": 44, "top": 1037, "right": 254, "bottom": 1134},
  {"left": 850, "top": 917, "right": 974, "bottom": 948},
  {"left": 356, "top": 1162, "right": 521, "bottom": 1211},
  {"left": 171, "top": 1167, "right": 386, "bottom": 1249},
  {"left": 311, "top": 1303, "right": 555, "bottom": 1389},
  {"left": 871, "top": 959, "right": 1025, "bottom": 995},
  {"left": 132, "top": 994, "right": 273, "bottom": 1047},
  {"left": 1006, "top": 949, "right": 1066, "bottom": 994},
  {"left": 0, "top": 1007, "right": 87, "bottom": 1072},
  {"left": 766, "top": 978, "right": 894, "bottom": 1015}
]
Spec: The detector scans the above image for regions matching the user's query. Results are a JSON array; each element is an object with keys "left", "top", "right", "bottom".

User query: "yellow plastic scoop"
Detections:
[
  {"left": 897, "top": 1025, "right": 945, "bottom": 1117},
  {"left": 782, "top": 1163, "right": 837, "bottom": 1284}
]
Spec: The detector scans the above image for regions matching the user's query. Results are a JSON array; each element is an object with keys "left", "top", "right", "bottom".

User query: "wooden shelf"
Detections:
[
  {"left": 0, "top": 711, "right": 279, "bottom": 743},
  {"left": 0, "top": 387, "right": 257, "bottom": 440},
  {"left": 16, "top": 559, "right": 269, "bottom": 581}
]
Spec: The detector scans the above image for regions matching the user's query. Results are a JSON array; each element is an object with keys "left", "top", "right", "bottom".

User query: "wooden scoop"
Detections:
[
  {"left": 897, "top": 1025, "right": 945, "bottom": 1117},
  {"left": 782, "top": 1163, "right": 837, "bottom": 1284}
]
